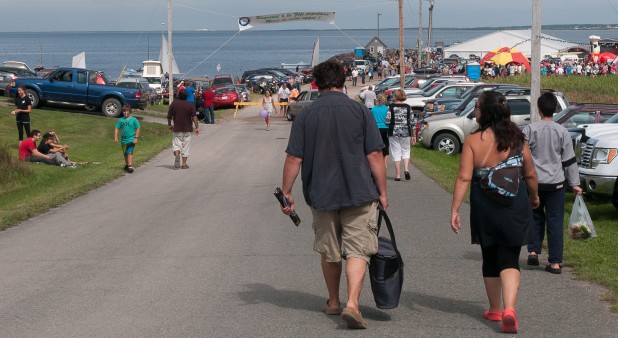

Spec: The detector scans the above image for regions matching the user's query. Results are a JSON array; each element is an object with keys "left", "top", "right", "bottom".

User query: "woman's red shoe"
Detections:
[
  {"left": 501, "top": 308, "right": 518, "bottom": 334},
  {"left": 483, "top": 310, "right": 502, "bottom": 321}
]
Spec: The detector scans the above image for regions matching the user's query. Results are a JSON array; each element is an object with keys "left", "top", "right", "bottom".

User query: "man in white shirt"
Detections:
[
  {"left": 278, "top": 83, "right": 291, "bottom": 116},
  {"left": 351, "top": 68, "right": 359, "bottom": 86},
  {"left": 359, "top": 86, "right": 376, "bottom": 109}
]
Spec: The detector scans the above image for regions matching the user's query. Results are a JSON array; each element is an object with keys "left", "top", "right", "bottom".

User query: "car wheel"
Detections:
[
  {"left": 25, "top": 89, "right": 40, "bottom": 108},
  {"left": 612, "top": 185, "right": 618, "bottom": 210},
  {"left": 102, "top": 98, "right": 122, "bottom": 117},
  {"left": 286, "top": 109, "right": 294, "bottom": 121},
  {"left": 433, "top": 133, "right": 461, "bottom": 155}
]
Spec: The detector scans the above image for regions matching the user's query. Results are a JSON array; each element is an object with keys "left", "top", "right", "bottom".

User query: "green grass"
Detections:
[
  {"left": 488, "top": 74, "right": 618, "bottom": 104},
  {"left": 0, "top": 105, "right": 171, "bottom": 230},
  {"left": 411, "top": 144, "right": 618, "bottom": 312}
]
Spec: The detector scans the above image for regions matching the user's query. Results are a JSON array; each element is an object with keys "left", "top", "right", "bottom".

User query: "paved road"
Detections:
[{"left": 0, "top": 87, "right": 616, "bottom": 337}]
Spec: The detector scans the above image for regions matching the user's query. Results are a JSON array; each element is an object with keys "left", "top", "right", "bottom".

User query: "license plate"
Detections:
[
  {"left": 0, "top": 76, "right": 3, "bottom": 81},
  {"left": 221, "top": 95, "right": 228, "bottom": 99}
]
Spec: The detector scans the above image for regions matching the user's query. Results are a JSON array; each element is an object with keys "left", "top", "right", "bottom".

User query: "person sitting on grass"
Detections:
[
  {"left": 18, "top": 130, "right": 76, "bottom": 168},
  {"left": 38, "top": 131, "right": 71, "bottom": 161}
]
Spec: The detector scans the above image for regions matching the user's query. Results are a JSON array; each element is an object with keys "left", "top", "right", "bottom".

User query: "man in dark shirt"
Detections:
[
  {"left": 280, "top": 61, "right": 388, "bottom": 330},
  {"left": 167, "top": 88, "right": 200, "bottom": 169}
]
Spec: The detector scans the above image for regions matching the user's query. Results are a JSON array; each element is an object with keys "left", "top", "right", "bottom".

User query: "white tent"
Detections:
[{"left": 443, "top": 30, "right": 579, "bottom": 60}]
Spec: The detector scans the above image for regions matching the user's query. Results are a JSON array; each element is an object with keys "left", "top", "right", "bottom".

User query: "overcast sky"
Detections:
[{"left": 1, "top": 0, "right": 617, "bottom": 32}]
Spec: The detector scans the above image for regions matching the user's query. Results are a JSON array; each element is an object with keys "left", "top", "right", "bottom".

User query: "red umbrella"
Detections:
[{"left": 480, "top": 47, "right": 531, "bottom": 72}]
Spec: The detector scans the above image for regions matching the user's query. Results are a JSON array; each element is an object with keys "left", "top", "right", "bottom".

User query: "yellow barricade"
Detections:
[{"left": 233, "top": 101, "right": 288, "bottom": 119}]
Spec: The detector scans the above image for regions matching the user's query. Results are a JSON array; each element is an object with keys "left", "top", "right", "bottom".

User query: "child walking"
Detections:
[{"left": 114, "top": 105, "right": 141, "bottom": 173}]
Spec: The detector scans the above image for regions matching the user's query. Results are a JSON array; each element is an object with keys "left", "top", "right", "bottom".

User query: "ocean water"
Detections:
[{"left": 1, "top": 28, "right": 616, "bottom": 80}]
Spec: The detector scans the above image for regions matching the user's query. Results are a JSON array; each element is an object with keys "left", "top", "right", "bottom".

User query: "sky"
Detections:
[{"left": 1, "top": 0, "right": 617, "bottom": 32}]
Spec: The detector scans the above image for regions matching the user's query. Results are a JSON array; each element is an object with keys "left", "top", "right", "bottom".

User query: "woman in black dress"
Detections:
[{"left": 450, "top": 91, "right": 539, "bottom": 334}]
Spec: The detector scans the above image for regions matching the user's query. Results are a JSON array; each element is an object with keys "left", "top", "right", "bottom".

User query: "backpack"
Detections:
[{"left": 480, "top": 145, "right": 523, "bottom": 206}]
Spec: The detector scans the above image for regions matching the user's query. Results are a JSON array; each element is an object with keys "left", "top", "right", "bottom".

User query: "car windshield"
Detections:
[
  {"left": 144, "top": 77, "right": 161, "bottom": 85},
  {"left": 457, "top": 97, "right": 478, "bottom": 116},
  {"left": 553, "top": 107, "right": 572, "bottom": 122},
  {"left": 604, "top": 114, "right": 618, "bottom": 123},
  {"left": 216, "top": 87, "right": 235, "bottom": 94},
  {"left": 380, "top": 77, "right": 400, "bottom": 86},
  {"left": 212, "top": 77, "right": 233, "bottom": 86},
  {"left": 424, "top": 83, "right": 447, "bottom": 97},
  {"left": 269, "top": 70, "right": 287, "bottom": 77}
]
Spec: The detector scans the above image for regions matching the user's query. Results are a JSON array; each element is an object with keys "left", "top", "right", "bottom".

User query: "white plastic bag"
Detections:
[{"left": 567, "top": 195, "right": 597, "bottom": 240}]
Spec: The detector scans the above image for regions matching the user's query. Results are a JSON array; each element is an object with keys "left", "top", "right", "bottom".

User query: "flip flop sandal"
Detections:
[
  {"left": 341, "top": 308, "right": 367, "bottom": 329},
  {"left": 321, "top": 301, "right": 342, "bottom": 315}
]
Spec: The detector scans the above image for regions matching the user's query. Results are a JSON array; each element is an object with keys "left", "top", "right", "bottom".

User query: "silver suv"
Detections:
[{"left": 417, "top": 91, "right": 569, "bottom": 154}]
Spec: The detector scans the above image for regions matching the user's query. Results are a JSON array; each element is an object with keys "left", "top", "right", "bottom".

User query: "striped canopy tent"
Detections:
[{"left": 479, "top": 46, "right": 531, "bottom": 71}]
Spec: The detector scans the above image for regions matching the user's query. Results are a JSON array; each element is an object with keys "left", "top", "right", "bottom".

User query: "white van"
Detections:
[{"left": 353, "top": 59, "right": 371, "bottom": 71}]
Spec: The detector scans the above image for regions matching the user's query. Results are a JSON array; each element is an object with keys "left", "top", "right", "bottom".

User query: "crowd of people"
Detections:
[
  {"left": 12, "top": 56, "right": 586, "bottom": 333},
  {"left": 278, "top": 60, "right": 582, "bottom": 333}
]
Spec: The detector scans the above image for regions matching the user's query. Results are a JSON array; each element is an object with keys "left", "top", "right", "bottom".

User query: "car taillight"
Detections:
[
  {"left": 135, "top": 91, "right": 141, "bottom": 99},
  {"left": 384, "top": 89, "right": 392, "bottom": 95}
]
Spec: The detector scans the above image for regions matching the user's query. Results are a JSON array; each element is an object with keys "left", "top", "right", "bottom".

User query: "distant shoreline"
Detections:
[{"left": 2, "top": 24, "right": 618, "bottom": 34}]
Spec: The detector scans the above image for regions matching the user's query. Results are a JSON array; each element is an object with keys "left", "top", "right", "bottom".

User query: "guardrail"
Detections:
[{"left": 233, "top": 101, "right": 288, "bottom": 118}]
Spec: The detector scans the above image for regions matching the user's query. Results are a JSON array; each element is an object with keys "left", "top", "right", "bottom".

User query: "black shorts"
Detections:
[
  {"left": 279, "top": 98, "right": 289, "bottom": 103},
  {"left": 379, "top": 128, "right": 390, "bottom": 156}
]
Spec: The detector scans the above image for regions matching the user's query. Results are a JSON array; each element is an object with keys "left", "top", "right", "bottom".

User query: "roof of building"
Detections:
[{"left": 443, "top": 29, "right": 579, "bottom": 60}]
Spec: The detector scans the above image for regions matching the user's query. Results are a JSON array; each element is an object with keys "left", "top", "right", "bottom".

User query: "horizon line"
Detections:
[{"left": 2, "top": 23, "right": 618, "bottom": 34}]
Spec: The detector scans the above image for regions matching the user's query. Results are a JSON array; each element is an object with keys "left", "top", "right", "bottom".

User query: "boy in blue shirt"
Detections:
[{"left": 114, "top": 105, "right": 141, "bottom": 173}]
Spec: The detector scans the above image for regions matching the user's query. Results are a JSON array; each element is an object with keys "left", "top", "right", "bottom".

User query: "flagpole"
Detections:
[
  {"left": 168, "top": 0, "right": 174, "bottom": 104},
  {"left": 399, "top": 0, "right": 405, "bottom": 89}
]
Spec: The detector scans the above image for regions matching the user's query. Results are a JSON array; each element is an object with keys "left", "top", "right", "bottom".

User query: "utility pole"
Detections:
[
  {"left": 417, "top": 0, "right": 423, "bottom": 69},
  {"left": 399, "top": 0, "right": 405, "bottom": 88},
  {"left": 531, "top": 0, "right": 541, "bottom": 121},
  {"left": 377, "top": 13, "right": 382, "bottom": 38},
  {"left": 168, "top": 0, "right": 174, "bottom": 104},
  {"left": 426, "top": 0, "right": 434, "bottom": 64}
]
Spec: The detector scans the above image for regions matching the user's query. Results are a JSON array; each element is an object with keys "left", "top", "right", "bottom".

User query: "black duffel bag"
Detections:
[{"left": 369, "top": 210, "right": 404, "bottom": 309}]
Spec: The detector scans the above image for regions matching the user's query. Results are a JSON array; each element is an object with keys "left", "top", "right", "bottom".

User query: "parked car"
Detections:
[
  {"left": 8, "top": 67, "right": 146, "bottom": 117},
  {"left": 552, "top": 103, "right": 618, "bottom": 128},
  {"left": 213, "top": 86, "right": 240, "bottom": 109},
  {"left": 575, "top": 124, "right": 618, "bottom": 209},
  {"left": 233, "top": 84, "right": 251, "bottom": 102},
  {"left": 353, "top": 59, "right": 371, "bottom": 71},
  {"left": 286, "top": 89, "right": 320, "bottom": 121},
  {"left": 115, "top": 77, "right": 150, "bottom": 107},
  {"left": 423, "top": 85, "right": 525, "bottom": 117},
  {"left": 240, "top": 68, "right": 291, "bottom": 84},
  {"left": 404, "top": 82, "right": 478, "bottom": 114},
  {"left": 245, "top": 74, "right": 280, "bottom": 94},
  {"left": 417, "top": 91, "right": 570, "bottom": 154},
  {"left": 0, "top": 66, "right": 38, "bottom": 95},
  {"left": 210, "top": 74, "right": 235, "bottom": 90}
]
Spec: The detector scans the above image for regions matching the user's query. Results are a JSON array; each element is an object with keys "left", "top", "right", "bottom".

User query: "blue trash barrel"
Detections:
[
  {"left": 466, "top": 62, "right": 481, "bottom": 81},
  {"left": 354, "top": 47, "right": 365, "bottom": 59}
]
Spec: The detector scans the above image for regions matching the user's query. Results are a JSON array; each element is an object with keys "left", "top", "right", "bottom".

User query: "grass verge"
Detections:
[
  {"left": 0, "top": 106, "right": 171, "bottom": 230},
  {"left": 411, "top": 144, "right": 618, "bottom": 312}
]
